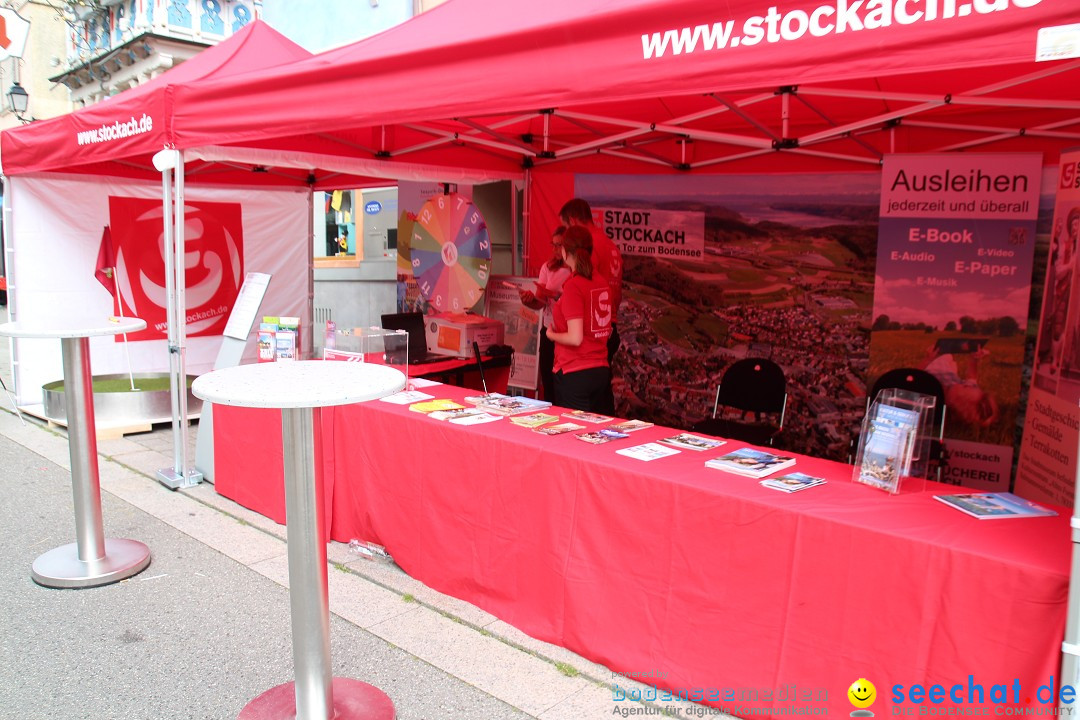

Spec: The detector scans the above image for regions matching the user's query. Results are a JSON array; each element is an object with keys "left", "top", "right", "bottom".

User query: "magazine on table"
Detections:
[
  {"left": 464, "top": 392, "right": 517, "bottom": 405},
  {"left": 706, "top": 447, "right": 796, "bottom": 478},
  {"left": 760, "top": 472, "right": 826, "bottom": 493},
  {"left": 408, "top": 398, "right": 465, "bottom": 414},
  {"left": 658, "top": 433, "right": 726, "bottom": 452},
  {"left": 563, "top": 410, "right": 614, "bottom": 424},
  {"left": 534, "top": 422, "right": 587, "bottom": 436},
  {"left": 933, "top": 492, "right": 1057, "bottom": 520},
  {"left": 575, "top": 428, "right": 631, "bottom": 444},
  {"left": 510, "top": 412, "right": 560, "bottom": 428},
  {"left": 379, "top": 390, "right": 435, "bottom": 405},
  {"left": 608, "top": 419, "right": 655, "bottom": 433},
  {"left": 474, "top": 394, "right": 553, "bottom": 416},
  {"left": 616, "top": 442, "right": 681, "bottom": 461},
  {"left": 428, "top": 407, "right": 493, "bottom": 422},
  {"left": 448, "top": 411, "right": 502, "bottom": 425}
]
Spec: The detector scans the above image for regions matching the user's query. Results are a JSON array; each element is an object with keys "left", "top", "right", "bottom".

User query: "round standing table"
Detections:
[
  {"left": 192, "top": 360, "right": 405, "bottom": 720},
  {"left": 0, "top": 316, "right": 151, "bottom": 588}
]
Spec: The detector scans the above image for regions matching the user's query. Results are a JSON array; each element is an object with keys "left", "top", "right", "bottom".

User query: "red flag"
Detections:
[{"left": 94, "top": 225, "right": 116, "bottom": 297}]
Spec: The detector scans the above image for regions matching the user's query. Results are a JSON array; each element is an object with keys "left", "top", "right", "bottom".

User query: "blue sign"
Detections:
[{"left": 365, "top": 201, "right": 383, "bottom": 215}]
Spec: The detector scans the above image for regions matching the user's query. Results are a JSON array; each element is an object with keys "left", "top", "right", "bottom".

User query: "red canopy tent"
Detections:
[
  {"left": 163, "top": 0, "right": 1078, "bottom": 171},
  {"left": 1, "top": 0, "right": 1075, "bottom": 490},
  {"left": 0, "top": 20, "right": 316, "bottom": 486},
  {"left": 0, "top": 20, "right": 313, "bottom": 182},
  {"left": 5, "top": 1, "right": 1077, "bottom": 187},
  {"left": 170, "top": 0, "right": 1080, "bottom": 263},
  {"left": 2, "top": 0, "right": 1079, "bottom": 710}
]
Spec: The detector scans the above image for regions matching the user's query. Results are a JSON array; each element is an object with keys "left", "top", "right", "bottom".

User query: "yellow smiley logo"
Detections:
[{"left": 848, "top": 678, "right": 876, "bottom": 709}]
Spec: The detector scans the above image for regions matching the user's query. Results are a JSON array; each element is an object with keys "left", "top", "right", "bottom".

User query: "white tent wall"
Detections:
[{"left": 6, "top": 173, "right": 311, "bottom": 406}]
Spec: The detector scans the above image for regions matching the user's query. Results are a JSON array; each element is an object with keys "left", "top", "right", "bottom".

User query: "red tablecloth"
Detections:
[{"left": 213, "top": 384, "right": 1069, "bottom": 717}]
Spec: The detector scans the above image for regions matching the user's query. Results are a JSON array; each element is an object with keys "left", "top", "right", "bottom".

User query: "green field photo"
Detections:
[{"left": 868, "top": 330, "right": 1024, "bottom": 445}]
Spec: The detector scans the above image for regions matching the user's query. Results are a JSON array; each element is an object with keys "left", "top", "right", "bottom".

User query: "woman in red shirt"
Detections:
[{"left": 546, "top": 226, "right": 616, "bottom": 414}]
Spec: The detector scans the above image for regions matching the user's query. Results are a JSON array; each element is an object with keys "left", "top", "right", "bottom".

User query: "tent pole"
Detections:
[
  {"left": 306, "top": 189, "right": 315, "bottom": 360},
  {"left": 154, "top": 149, "right": 201, "bottom": 490},
  {"left": 521, "top": 169, "right": 531, "bottom": 276},
  {"left": 1062, "top": 484, "right": 1080, "bottom": 711},
  {"left": 175, "top": 151, "right": 200, "bottom": 485},
  {"left": 158, "top": 152, "right": 180, "bottom": 466},
  {"left": 510, "top": 179, "right": 519, "bottom": 275}
]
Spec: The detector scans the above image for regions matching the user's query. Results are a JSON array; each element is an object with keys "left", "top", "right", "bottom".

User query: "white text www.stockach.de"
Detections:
[
  {"left": 154, "top": 306, "right": 228, "bottom": 332},
  {"left": 641, "top": 0, "right": 1043, "bottom": 59},
  {"left": 75, "top": 114, "right": 154, "bottom": 145}
]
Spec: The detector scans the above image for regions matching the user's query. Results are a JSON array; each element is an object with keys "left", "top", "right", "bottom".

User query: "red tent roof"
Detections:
[
  {"left": 0, "top": 20, "right": 311, "bottom": 178},
  {"left": 4, "top": 0, "right": 1078, "bottom": 184},
  {"left": 161, "top": 0, "right": 1080, "bottom": 181}
]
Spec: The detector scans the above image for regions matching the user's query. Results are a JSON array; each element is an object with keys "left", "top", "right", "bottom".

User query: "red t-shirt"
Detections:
[
  {"left": 551, "top": 273, "right": 613, "bottom": 374},
  {"left": 589, "top": 224, "right": 623, "bottom": 317}
]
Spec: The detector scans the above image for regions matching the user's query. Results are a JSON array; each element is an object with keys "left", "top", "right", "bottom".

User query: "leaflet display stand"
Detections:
[
  {"left": 194, "top": 272, "right": 271, "bottom": 484},
  {"left": 324, "top": 326, "right": 408, "bottom": 377},
  {"left": 853, "top": 390, "right": 932, "bottom": 495},
  {"left": 877, "top": 387, "right": 937, "bottom": 481}
]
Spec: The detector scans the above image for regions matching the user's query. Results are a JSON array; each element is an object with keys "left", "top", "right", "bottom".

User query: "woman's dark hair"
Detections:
[
  {"left": 559, "top": 198, "right": 593, "bottom": 225},
  {"left": 562, "top": 225, "right": 594, "bottom": 279}
]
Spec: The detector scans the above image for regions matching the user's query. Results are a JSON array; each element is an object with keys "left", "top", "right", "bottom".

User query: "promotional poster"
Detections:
[
  {"left": 1016, "top": 147, "right": 1080, "bottom": 506},
  {"left": 870, "top": 153, "right": 1041, "bottom": 491}
]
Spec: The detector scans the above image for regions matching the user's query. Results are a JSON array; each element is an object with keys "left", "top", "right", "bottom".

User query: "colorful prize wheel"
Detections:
[{"left": 410, "top": 193, "right": 491, "bottom": 313}]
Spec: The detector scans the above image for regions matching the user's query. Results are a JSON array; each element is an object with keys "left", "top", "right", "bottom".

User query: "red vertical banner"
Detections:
[
  {"left": 107, "top": 196, "right": 245, "bottom": 341},
  {"left": 1016, "top": 147, "right": 1080, "bottom": 506},
  {"left": 870, "top": 153, "right": 1042, "bottom": 491}
]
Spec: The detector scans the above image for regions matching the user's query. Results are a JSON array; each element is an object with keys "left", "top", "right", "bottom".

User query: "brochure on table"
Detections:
[
  {"left": 933, "top": 492, "right": 1057, "bottom": 520},
  {"left": 706, "top": 447, "right": 796, "bottom": 478}
]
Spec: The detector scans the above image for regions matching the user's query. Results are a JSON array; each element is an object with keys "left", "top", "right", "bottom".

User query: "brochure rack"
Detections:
[
  {"left": 853, "top": 389, "right": 933, "bottom": 494},
  {"left": 326, "top": 327, "right": 409, "bottom": 376}
]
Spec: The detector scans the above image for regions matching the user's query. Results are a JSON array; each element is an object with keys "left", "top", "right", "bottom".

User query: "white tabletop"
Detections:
[
  {"left": 192, "top": 360, "right": 406, "bottom": 409},
  {"left": 0, "top": 316, "right": 146, "bottom": 339}
]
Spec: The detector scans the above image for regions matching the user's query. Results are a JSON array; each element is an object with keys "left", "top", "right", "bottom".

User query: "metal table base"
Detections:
[
  {"left": 238, "top": 678, "right": 394, "bottom": 720},
  {"left": 32, "top": 538, "right": 151, "bottom": 589},
  {"left": 25, "top": 329, "right": 152, "bottom": 589}
]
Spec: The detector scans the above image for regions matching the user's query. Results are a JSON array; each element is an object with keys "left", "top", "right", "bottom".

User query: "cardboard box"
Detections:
[{"left": 424, "top": 313, "right": 504, "bottom": 357}]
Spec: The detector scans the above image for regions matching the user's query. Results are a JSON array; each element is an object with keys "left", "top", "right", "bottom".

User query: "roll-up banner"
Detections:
[
  {"left": 870, "top": 153, "right": 1042, "bottom": 491},
  {"left": 1016, "top": 148, "right": 1080, "bottom": 506}
]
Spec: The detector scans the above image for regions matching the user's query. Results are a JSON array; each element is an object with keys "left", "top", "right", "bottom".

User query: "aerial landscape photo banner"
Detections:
[{"left": 577, "top": 172, "right": 881, "bottom": 462}]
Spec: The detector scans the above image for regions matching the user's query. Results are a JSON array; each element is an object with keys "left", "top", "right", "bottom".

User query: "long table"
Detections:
[{"left": 212, "top": 383, "right": 1070, "bottom": 716}]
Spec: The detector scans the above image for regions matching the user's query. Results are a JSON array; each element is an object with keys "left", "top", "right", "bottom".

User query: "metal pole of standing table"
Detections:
[
  {"left": 208, "top": 361, "right": 403, "bottom": 720},
  {"left": 282, "top": 405, "right": 333, "bottom": 718}
]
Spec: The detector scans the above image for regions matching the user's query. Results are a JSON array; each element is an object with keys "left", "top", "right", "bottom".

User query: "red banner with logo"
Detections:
[{"left": 108, "top": 196, "right": 245, "bottom": 341}]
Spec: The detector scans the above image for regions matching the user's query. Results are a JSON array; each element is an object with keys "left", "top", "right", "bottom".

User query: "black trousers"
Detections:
[
  {"left": 607, "top": 323, "right": 620, "bottom": 364},
  {"left": 539, "top": 327, "right": 556, "bottom": 402},
  {"left": 554, "top": 365, "right": 615, "bottom": 415}
]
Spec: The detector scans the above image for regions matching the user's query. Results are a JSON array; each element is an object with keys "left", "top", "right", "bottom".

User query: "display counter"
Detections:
[{"left": 211, "top": 382, "right": 1069, "bottom": 717}]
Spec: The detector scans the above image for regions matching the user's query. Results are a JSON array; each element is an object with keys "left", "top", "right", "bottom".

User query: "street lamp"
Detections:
[{"left": 7, "top": 82, "right": 29, "bottom": 120}]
